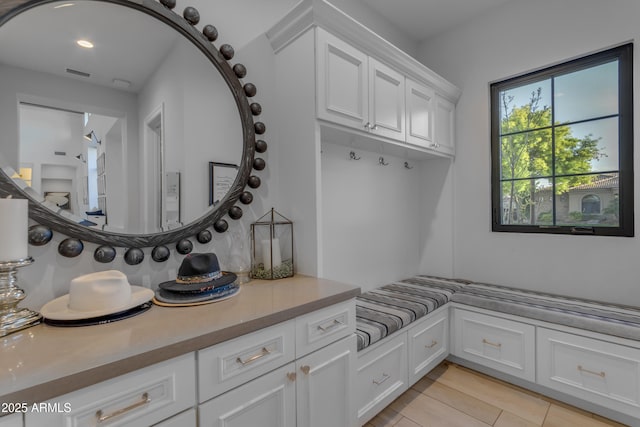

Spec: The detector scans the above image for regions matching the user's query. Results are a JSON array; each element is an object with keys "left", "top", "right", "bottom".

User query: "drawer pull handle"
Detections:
[
  {"left": 317, "top": 319, "right": 343, "bottom": 332},
  {"left": 287, "top": 372, "right": 297, "bottom": 382},
  {"left": 95, "top": 392, "right": 150, "bottom": 423},
  {"left": 237, "top": 347, "right": 271, "bottom": 366},
  {"left": 482, "top": 338, "right": 502, "bottom": 348},
  {"left": 300, "top": 365, "right": 311, "bottom": 375},
  {"left": 425, "top": 340, "right": 438, "bottom": 349},
  {"left": 578, "top": 365, "right": 606, "bottom": 378},
  {"left": 373, "top": 373, "right": 390, "bottom": 385}
]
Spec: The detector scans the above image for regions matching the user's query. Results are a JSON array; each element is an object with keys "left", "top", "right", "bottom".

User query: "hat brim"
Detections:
[
  {"left": 158, "top": 271, "right": 237, "bottom": 293},
  {"left": 41, "top": 286, "right": 154, "bottom": 321},
  {"left": 43, "top": 301, "right": 152, "bottom": 327},
  {"left": 154, "top": 283, "right": 240, "bottom": 306}
]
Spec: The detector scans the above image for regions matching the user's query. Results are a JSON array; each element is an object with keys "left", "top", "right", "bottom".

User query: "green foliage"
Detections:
[{"left": 500, "top": 88, "right": 602, "bottom": 225}]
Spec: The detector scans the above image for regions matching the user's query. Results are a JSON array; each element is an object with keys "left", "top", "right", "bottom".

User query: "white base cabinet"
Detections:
[
  {"left": 199, "top": 335, "right": 357, "bottom": 427},
  {"left": 452, "top": 307, "right": 535, "bottom": 382},
  {"left": 199, "top": 363, "right": 297, "bottom": 427},
  {"left": 25, "top": 353, "right": 196, "bottom": 427},
  {"left": 198, "top": 301, "right": 357, "bottom": 427},
  {"left": 356, "top": 306, "right": 449, "bottom": 426},
  {"left": 538, "top": 327, "right": 640, "bottom": 420},
  {"left": 452, "top": 305, "right": 640, "bottom": 425},
  {"left": 356, "top": 332, "right": 408, "bottom": 425}
]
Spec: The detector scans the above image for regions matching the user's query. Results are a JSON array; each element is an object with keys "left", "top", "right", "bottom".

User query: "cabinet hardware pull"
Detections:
[
  {"left": 482, "top": 338, "right": 502, "bottom": 348},
  {"left": 300, "top": 365, "right": 311, "bottom": 375},
  {"left": 430, "top": 143, "right": 440, "bottom": 148},
  {"left": 577, "top": 365, "right": 606, "bottom": 378},
  {"left": 370, "top": 124, "right": 378, "bottom": 130},
  {"left": 373, "top": 373, "right": 390, "bottom": 385},
  {"left": 364, "top": 122, "right": 370, "bottom": 129},
  {"left": 287, "top": 372, "right": 297, "bottom": 382},
  {"left": 237, "top": 347, "right": 271, "bottom": 366},
  {"left": 317, "top": 319, "right": 343, "bottom": 332},
  {"left": 425, "top": 340, "right": 438, "bottom": 349},
  {"left": 95, "top": 392, "right": 150, "bottom": 423}
]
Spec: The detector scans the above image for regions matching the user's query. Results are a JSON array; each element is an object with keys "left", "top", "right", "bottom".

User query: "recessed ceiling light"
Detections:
[
  {"left": 76, "top": 40, "right": 94, "bottom": 49},
  {"left": 53, "top": 3, "right": 74, "bottom": 8}
]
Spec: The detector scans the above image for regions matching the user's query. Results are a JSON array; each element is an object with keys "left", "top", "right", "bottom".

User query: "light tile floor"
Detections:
[{"left": 364, "top": 362, "right": 628, "bottom": 427}]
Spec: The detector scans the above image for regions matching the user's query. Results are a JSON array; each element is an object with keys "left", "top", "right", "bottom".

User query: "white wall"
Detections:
[
  {"left": 320, "top": 142, "right": 423, "bottom": 291},
  {"left": 417, "top": 0, "right": 640, "bottom": 305}
]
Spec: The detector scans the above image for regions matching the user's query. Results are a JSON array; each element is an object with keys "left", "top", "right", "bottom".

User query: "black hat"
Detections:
[{"left": 158, "top": 253, "right": 237, "bottom": 293}]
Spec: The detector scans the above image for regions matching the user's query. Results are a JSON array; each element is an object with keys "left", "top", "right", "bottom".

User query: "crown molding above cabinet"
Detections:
[
  {"left": 266, "top": 0, "right": 461, "bottom": 161},
  {"left": 266, "top": 0, "right": 461, "bottom": 103}
]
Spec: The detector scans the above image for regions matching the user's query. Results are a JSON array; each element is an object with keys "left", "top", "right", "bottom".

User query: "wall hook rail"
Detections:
[
  {"left": 378, "top": 156, "right": 389, "bottom": 166},
  {"left": 349, "top": 151, "right": 361, "bottom": 160}
]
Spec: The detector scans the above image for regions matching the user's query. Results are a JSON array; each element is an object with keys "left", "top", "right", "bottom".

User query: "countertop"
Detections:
[{"left": 0, "top": 275, "right": 360, "bottom": 405}]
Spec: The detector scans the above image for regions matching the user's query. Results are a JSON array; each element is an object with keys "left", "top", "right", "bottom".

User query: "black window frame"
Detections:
[{"left": 490, "top": 43, "right": 634, "bottom": 237}]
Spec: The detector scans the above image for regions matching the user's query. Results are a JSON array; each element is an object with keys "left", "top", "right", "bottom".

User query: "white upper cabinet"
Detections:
[
  {"left": 317, "top": 29, "right": 405, "bottom": 143},
  {"left": 434, "top": 94, "right": 455, "bottom": 156},
  {"left": 316, "top": 29, "right": 368, "bottom": 130},
  {"left": 314, "top": 26, "right": 456, "bottom": 157},
  {"left": 368, "top": 58, "right": 405, "bottom": 141},
  {"left": 405, "top": 78, "right": 435, "bottom": 149}
]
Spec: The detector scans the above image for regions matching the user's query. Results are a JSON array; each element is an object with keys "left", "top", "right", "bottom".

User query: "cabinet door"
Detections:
[
  {"left": 296, "top": 335, "right": 357, "bottom": 427},
  {"left": 369, "top": 58, "right": 405, "bottom": 141},
  {"left": 453, "top": 308, "right": 535, "bottom": 382},
  {"left": 433, "top": 94, "right": 455, "bottom": 156},
  {"left": 407, "top": 308, "right": 448, "bottom": 385},
  {"left": 316, "top": 28, "right": 368, "bottom": 131},
  {"left": 406, "top": 79, "right": 435, "bottom": 148},
  {"left": 25, "top": 354, "right": 195, "bottom": 427},
  {"left": 199, "top": 363, "right": 296, "bottom": 427}
]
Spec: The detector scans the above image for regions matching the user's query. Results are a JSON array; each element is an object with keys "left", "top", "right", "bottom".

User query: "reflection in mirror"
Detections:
[{"left": 0, "top": 0, "right": 243, "bottom": 235}]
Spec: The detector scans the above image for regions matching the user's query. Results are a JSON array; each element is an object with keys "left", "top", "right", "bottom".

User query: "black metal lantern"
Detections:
[{"left": 250, "top": 208, "right": 293, "bottom": 280}]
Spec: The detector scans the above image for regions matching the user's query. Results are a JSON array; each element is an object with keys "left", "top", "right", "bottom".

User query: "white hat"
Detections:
[{"left": 41, "top": 270, "right": 154, "bottom": 321}]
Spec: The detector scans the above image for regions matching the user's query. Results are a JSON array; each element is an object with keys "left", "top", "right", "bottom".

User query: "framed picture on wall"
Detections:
[{"left": 209, "top": 162, "right": 238, "bottom": 206}]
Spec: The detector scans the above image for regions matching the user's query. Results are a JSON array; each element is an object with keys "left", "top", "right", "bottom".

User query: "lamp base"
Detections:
[
  {"left": 0, "top": 308, "right": 41, "bottom": 337},
  {"left": 0, "top": 257, "right": 41, "bottom": 336}
]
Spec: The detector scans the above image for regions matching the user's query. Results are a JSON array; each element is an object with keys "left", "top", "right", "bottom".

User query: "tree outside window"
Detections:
[{"left": 491, "top": 43, "right": 633, "bottom": 236}]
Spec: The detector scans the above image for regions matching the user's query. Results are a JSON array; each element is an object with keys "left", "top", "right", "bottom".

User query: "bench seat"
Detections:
[
  {"left": 355, "top": 276, "right": 468, "bottom": 351},
  {"left": 451, "top": 282, "right": 640, "bottom": 341}
]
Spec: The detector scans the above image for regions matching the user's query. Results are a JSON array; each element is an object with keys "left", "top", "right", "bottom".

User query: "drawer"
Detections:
[
  {"left": 356, "top": 332, "right": 408, "bottom": 425},
  {"left": 198, "top": 320, "right": 295, "bottom": 402},
  {"left": 407, "top": 307, "right": 448, "bottom": 385},
  {"left": 199, "top": 362, "right": 296, "bottom": 427},
  {"left": 538, "top": 327, "right": 640, "bottom": 418},
  {"left": 152, "top": 408, "right": 196, "bottom": 426},
  {"left": 453, "top": 308, "right": 535, "bottom": 381},
  {"left": 296, "top": 300, "right": 355, "bottom": 357},
  {"left": 25, "top": 353, "right": 195, "bottom": 427}
]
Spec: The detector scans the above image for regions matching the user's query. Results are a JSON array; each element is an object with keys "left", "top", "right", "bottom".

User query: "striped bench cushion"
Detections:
[
  {"left": 355, "top": 276, "right": 469, "bottom": 351},
  {"left": 452, "top": 282, "right": 640, "bottom": 341}
]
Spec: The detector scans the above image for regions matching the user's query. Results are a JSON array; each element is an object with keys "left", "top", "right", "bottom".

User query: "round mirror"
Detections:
[{"left": 0, "top": 0, "right": 261, "bottom": 249}]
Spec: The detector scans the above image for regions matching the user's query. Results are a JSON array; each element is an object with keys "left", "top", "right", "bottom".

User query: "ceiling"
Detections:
[{"left": 361, "top": 0, "right": 514, "bottom": 42}]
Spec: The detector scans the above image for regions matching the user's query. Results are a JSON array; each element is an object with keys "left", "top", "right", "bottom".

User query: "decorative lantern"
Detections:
[{"left": 251, "top": 208, "right": 293, "bottom": 280}]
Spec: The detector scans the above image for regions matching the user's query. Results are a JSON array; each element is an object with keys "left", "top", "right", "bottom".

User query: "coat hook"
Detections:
[
  {"left": 404, "top": 161, "right": 413, "bottom": 169},
  {"left": 349, "top": 151, "right": 361, "bottom": 160},
  {"left": 378, "top": 156, "right": 389, "bottom": 166}
]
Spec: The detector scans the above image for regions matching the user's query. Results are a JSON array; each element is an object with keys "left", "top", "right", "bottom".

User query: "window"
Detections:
[
  {"left": 491, "top": 43, "right": 633, "bottom": 236},
  {"left": 581, "top": 195, "right": 600, "bottom": 214}
]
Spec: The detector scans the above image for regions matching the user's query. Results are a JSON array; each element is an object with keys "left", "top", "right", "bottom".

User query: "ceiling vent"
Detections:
[{"left": 66, "top": 68, "right": 90, "bottom": 78}]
